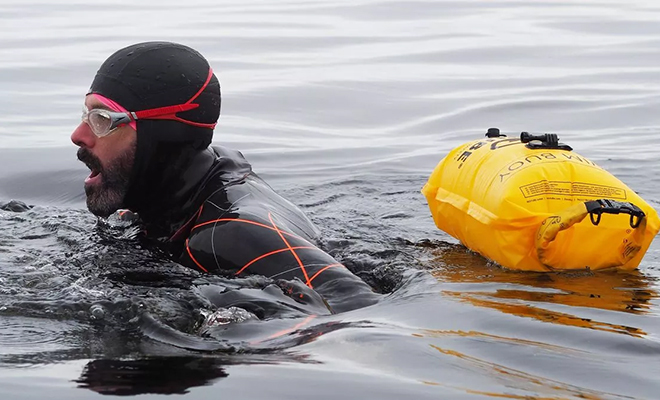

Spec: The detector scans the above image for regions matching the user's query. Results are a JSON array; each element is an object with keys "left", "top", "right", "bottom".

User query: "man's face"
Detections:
[{"left": 71, "top": 95, "right": 137, "bottom": 217}]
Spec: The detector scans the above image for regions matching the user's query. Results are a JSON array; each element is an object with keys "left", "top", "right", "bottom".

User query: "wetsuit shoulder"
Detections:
[{"left": 180, "top": 176, "right": 327, "bottom": 278}]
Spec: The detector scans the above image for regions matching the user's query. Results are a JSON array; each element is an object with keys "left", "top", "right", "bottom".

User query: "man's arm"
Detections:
[{"left": 179, "top": 213, "right": 380, "bottom": 312}]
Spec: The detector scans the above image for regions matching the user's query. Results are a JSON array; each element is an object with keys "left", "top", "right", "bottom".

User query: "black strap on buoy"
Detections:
[{"left": 585, "top": 199, "right": 646, "bottom": 228}]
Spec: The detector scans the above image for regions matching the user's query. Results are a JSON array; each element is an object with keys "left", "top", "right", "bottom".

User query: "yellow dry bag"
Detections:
[{"left": 422, "top": 129, "right": 660, "bottom": 272}]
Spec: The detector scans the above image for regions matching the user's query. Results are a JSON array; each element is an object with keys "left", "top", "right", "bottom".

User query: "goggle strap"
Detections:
[
  {"left": 185, "top": 68, "right": 214, "bottom": 105},
  {"left": 140, "top": 113, "right": 216, "bottom": 129},
  {"left": 133, "top": 103, "right": 199, "bottom": 120},
  {"left": 94, "top": 67, "right": 215, "bottom": 131},
  {"left": 173, "top": 116, "right": 217, "bottom": 129}
]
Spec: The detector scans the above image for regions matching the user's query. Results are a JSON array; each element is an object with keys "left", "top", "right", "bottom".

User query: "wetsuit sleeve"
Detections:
[{"left": 179, "top": 212, "right": 379, "bottom": 312}]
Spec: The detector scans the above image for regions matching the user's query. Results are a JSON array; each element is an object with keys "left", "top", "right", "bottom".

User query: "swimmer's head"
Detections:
[{"left": 71, "top": 42, "right": 221, "bottom": 217}]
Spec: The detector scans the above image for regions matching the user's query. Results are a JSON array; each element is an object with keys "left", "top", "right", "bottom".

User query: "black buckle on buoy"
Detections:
[
  {"left": 520, "top": 132, "right": 573, "bottom": 151},
  {"left": 585, "top": 199, "right": 646, "bottom": 229}
]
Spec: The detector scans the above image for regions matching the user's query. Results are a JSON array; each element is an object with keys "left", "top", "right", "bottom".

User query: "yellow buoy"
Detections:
[{"left": 422, "top": 129, "right": 660, "bottom": 271}]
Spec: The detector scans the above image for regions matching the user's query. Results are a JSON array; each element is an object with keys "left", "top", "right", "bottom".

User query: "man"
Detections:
[{"left": 71, "top": 42, "right": 377, "bottom": 312}]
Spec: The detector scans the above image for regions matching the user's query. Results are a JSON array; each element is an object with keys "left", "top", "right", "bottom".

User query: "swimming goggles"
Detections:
[{"left": 81, "top": 103, "right": 216, "bottom": 138}]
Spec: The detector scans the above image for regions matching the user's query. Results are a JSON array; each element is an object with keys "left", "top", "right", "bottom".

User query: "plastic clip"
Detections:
[
  {"left": 585, "top": 199, "right": 646, "bottom": 229},
  {"left": 520, "top": 132, "right": 573, "bottom": 151}
]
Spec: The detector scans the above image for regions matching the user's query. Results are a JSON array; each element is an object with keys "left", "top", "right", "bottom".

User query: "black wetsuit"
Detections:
[{"left": 134, "top": 146, "right": 377, "bottom": 312}]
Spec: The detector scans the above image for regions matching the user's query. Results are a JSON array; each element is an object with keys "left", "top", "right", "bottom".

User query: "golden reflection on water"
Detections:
[
  {"left": 429, "top": 343, "right": 609, "bottom": 400},
  {"left": 413, "top": 334, "right": 611, "bottom": 399},
  {"left": 412, "top": 331, "right": 621, "bottom": 399},
  {"left": 424, "top": 242, "right": 658, "bottom": 336},
  {"left": 412, "top": 330, "right": 585, "bottom": 355}
]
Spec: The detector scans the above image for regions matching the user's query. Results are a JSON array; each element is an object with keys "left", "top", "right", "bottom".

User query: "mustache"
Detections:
[{"left": 77, "top": 147, "right": 103, "bottom": 172}]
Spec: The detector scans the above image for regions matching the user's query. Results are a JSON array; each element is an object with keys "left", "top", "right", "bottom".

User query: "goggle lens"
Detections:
[
  {"left": 82, "top": 106, "right": 118, "bottom": 137},
  {"left": 89, "top": 111, "right": 113, "bottom": 136}
]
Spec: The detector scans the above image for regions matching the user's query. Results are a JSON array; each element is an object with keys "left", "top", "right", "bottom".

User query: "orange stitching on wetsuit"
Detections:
[
  {"left": 185, "top": 238, "right": 209, "bottom": 273},
  {"left": 268, "top": 213, "right": 312, "bottom": 288},
  {"left": 264, "top": 315, "right": 317, "bottom": 340},
  {"left": 189, "top": 215, "right": 338, "bottom": 284},
  {"left": 234, "top": 246, "right": 318, "bottom": 275},
  {"left": 170, "top": 204, "right": 204, "bottom": 242},
  {"left": 308, "top": 263, "right": 345, "bottom": 284},
  {"left": 192, "top": 218, "right": 306, "bottom": 242}
]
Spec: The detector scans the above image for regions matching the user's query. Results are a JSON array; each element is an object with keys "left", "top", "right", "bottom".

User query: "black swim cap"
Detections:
[{"left": 88, "top": 41, "right": 221, "bottom": 146}]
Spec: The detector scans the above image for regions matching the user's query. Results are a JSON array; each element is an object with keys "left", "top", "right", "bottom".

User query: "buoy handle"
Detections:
[{"left": 585, "top": 199, "right": 646, "bottom": 228}]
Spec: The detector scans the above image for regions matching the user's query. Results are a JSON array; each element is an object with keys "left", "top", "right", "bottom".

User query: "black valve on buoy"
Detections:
[
  {"left": 520, "top": 131, "right": 572, "bottom": 151},
  {"left": 485, "top": 127, "right": 505, "bottom": 138}
]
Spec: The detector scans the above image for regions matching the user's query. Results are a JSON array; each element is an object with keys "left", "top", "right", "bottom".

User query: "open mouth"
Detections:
[
  {"left": 85, "top": 166, "right": 102, "bottom": 185},
  {"left": 78, "top": 149, "right": 104, "bottom": 186}
]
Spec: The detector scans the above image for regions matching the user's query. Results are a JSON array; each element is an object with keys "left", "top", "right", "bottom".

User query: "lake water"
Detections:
[{"left": 1, "top": 0, "right": 660, "bottom": 398}]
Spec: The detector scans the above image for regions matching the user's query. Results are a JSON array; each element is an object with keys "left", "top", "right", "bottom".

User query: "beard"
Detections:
[{"left": 77, "top": 143, "right": 136, "bottom": 218}]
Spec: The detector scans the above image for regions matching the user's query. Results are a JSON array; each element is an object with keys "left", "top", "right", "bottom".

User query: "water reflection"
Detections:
[
  {"left": 425, "top": 343, "right": 618, "bottom": 400},
  {"left": 75, "top": 351, "right": 321, "bottom": 396},
  {"left": 426, "top": 241, "right": 658, "bottom": 337},
  {"left": 76, "top": 357, "right": 229, "bottom": 395}
]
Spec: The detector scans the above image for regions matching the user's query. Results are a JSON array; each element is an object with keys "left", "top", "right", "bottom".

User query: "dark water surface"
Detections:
[{"left": 1, "top": 0, "right": 660, "bottom": 399}]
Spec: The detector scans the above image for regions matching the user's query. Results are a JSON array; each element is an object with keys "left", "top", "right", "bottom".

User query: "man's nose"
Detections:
[{"left": 70, "top": 122, "right": 96, "bottom": 148}]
